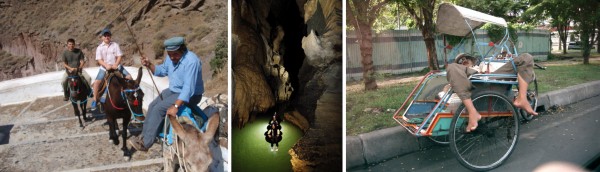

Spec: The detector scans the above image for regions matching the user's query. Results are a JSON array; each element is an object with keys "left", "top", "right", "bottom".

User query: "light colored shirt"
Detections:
[
  {"left": 154, "top": 50, "right": 204, "bottom": 102},
  {"left": 95, "top": 42, "right": 123, "bottom": 65}
]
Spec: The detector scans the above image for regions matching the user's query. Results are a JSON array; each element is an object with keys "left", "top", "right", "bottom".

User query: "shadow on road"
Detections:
[{"left": 0, "top": 124, "right": 14, "bottom": 145}]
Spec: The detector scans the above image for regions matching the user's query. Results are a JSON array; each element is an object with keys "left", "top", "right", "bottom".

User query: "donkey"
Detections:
[
  {"left": 100, "top": 67, "right": 144, "bottom": 161},
  {"left": 66, "top": 70, "right": 91, "bottom": 128},
  {"left": 167, "top": 112, "right": 220, "bottom": 172}
]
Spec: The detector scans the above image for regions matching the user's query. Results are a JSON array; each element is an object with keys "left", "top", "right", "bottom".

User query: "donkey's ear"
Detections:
[
  {"left": 200, "top": 113, "right": 220, "bottom": 145},
  {"left": 136, "top": 67, "right": 143, "bottom": 84}
]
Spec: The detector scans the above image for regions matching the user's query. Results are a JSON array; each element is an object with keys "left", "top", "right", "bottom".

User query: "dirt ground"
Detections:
[
  {"left": 0, "top": 94, "right": 227, "bottom": 171},
  {"left": 346, "top": 76, "right": 422, "bottom": 93},
  {"left": 0, "top": 96, "right": 163, "bottom": 171}
]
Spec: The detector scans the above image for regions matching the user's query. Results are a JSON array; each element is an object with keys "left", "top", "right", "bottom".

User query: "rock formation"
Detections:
[
  {"left": 232, "top": 0, "right": 342, "bottom": 170},
  {"left": 0, "top": 0, "right": 226, "bottom": 82}
]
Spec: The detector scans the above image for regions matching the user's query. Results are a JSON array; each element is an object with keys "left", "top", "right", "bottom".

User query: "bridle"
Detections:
[
  {"left": 67, "top": 75, "right": 87, "bottom": 104},
  {"left": 122, "top": 85, "right": 144, "bottom": 122},
  {"left": 105, "top": 73, "right": 144, "bottom": 122}
]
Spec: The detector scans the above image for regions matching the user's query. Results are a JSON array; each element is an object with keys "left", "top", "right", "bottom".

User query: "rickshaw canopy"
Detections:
[{"left": 436, "top": 3, "right": 508, "bottom": 36}]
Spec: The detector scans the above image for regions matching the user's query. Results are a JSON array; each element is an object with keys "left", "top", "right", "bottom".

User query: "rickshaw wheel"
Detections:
[
  {"left": 449, "top": 91, "right": 519, "bottom": 171},
  {"left": 520, "top": 79, "right": 538, "bottom": 121},
  {"left": 428, "top": 135, "right": 449, "bottom": 145}
]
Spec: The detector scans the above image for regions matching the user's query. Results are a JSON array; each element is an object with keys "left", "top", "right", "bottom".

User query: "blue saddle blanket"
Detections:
[{"left": 162, "top": 106, "right": 209, "bottom": 145}]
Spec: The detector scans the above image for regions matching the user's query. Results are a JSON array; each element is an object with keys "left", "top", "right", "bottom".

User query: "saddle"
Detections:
[
  {"left": 163, "top": 106, "right": 210, "bottom": 145},
  {"left": 97, "top": 71, "right": 124, "bottom": 102}
]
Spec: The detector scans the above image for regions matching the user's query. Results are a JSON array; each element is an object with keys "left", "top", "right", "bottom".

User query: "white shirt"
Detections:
[{"left": 95, "top": 41, "right": 123, "bottom": 66}]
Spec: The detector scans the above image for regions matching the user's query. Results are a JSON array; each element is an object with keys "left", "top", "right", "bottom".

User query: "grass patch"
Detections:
[
  {"left": 346, "top": 82, "right": 417, "bottom": 136},
  {"left": 346, "top": 63, "right": 600, "bottom": 136},
  {"left": 536, "top": 64, "right": 600, "bottom": 93}
]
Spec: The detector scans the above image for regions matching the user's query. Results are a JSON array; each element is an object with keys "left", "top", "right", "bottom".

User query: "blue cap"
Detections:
[
  {"left": 100, "top": 28, "right": 111, "bottom": 36},
  {"left": 164, "top": 37, "right": 185, "bottom": 51}
]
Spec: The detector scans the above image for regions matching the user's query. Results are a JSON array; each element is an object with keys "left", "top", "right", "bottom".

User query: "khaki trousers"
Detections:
[{"left": 447, "top": 53, "right": 535, "bottom": 100}]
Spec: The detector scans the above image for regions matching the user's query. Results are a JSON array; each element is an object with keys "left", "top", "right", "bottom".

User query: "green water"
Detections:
[{"left": 232, "top": 117, "right": 303, "bottom": 171}]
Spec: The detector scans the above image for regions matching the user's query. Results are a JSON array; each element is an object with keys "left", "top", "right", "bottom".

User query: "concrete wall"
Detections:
[
  {"left": 347, "top": 29, "right": 551, "bottom": 80},
  {"left": 0, "top": 66, "right": 170, "bottom": 111}
]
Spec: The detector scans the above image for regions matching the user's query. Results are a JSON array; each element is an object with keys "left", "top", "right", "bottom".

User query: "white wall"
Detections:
[{"left": 0, "top": 66, "right": 171, "bottom": 111}]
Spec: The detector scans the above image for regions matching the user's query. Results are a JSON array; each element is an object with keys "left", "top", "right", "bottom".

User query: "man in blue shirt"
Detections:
[{"left": 129, "top": 37, "right": 204, "bottom": 151}]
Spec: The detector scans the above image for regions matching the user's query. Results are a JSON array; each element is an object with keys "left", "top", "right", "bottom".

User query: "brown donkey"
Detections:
[
  {"left": 167, "top": 112, "right": 220, "bottom": 171},
  {"left": 66, "top": 70, "right": 91, "bottom": 128},
  {"left": 100, "top": 67, "right": 144, "bottom": 161}
]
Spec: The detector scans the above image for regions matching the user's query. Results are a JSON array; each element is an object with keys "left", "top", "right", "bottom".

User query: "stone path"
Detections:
[{"left": 0, "top": 96, "right": 163, "bottom": 171}]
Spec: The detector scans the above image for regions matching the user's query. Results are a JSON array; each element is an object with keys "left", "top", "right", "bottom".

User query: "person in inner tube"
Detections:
[
  {"left": 268, "top": 112, "right": 282, "bottom": 130},
  {"left": 265, "top": 123, "right": 282, "bottom": 151}
]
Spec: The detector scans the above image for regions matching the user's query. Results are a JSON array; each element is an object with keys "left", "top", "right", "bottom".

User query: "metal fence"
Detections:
[{"left": 346, "top": 29, "right": 550, "bottom": 80}]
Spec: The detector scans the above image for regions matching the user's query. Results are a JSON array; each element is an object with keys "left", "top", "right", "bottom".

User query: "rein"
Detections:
[
  {"left": 170, "top": 116, "right": 191, "bottom": 172},
  {"left": 67, "top": 75, "right": 88, "bottom": 105},
  {"left": 106, "top": 74, "right": 126, "bottom": 110},
  {"left": 123, "top": 87, "right": 145, "bottom": 123},
  {"left": 106, "top": 73, "right": 145, "bottom": 122}
]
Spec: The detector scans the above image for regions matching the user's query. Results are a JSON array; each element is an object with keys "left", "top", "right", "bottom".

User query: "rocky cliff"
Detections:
[{"left": 0, "top": 0, "right": 226, "bottom": 82}]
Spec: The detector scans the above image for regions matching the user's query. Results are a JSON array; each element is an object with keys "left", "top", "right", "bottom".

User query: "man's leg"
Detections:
[
  {"left": 514, "top": 74, "right": 538, "bottom": 115},
  {"left": 118, "top": 65, "right": 133, "bottom": 80},
  {"left": 91, "top": 69, "right": 106, "bottom": 110},
  {"left": 514, "top": 54, "right": 538, "bottom": 115},
  {"left": 462, "top": 98, "right": 481, "bottom": 132},
  {"left": 141, "top": 89, "right": 179, "bottom": 149},
  {"left": 447, "top": 63, "right": 480, "bottom": 132},
  {"left": 91, "top": 80, "right": 101, "bottom": 110},
  {"left": 494, "top": 53, "right": 538, "bottom": 115}
]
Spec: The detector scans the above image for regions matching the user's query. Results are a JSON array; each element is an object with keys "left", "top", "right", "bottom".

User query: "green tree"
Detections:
[
  {"left": 210, "top": 32, "right": 227, "bottom": 76},
  {"left": 347, "top": 0, "right": 391, "bottom": 90},
  {"left": 396, "top": 0, "right": 439, "bottom": 71},
  {"left": 371, "top": 2, "right": 412, "bottom": 31},
  {"left": 523, "top": 0, "right": 575, "bottom": 54},
  {"left": 597, "top": 18, "right": 600, "bottom": 53},
  {"left": 570, "top": 0, "right": 599, "bottom": 64}
]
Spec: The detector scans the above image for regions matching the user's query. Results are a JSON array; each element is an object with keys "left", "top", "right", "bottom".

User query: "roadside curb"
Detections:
[
  {"left": 537, "top": 80, "right": 600, "bottom": 110},
  {"left": 346, "top": 80, "right": 600, "bottom": 169}
]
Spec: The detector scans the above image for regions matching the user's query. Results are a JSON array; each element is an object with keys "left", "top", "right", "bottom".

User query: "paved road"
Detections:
[{"left": 350, "top": 95, "right": 600, "bottom": 172}]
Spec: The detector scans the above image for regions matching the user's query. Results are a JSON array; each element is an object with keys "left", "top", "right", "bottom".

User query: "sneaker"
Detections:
[
  {"left": 91, "top": 101, "right": 97, "bottom": 111},
  {"left": 63, "top": 97, "right": 69, "bottom": 101},
  {"left": 128, "top": 137, "right": 148, "bottom": 152}
]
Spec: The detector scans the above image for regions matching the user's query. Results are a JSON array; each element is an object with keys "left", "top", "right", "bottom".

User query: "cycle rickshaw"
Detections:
[{"left": 392, "top": 3, "right": 539, "bottom": 171}]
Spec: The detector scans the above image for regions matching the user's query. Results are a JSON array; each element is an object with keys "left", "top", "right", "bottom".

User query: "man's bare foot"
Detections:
[
  {"left": 466, "top": 112, "right": 481, "bottom": 132},
  {"left": 514, "top": 98, "right": 538, "bottom": 115}
]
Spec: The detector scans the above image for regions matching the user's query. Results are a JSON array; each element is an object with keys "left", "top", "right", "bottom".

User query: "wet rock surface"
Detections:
[{"left": 290, "top": 91, "right": 343, "bottom": 171}]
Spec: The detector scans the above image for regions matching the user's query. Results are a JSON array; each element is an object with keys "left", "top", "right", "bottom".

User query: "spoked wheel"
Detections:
[
  {"left": 428, "top": 135, "right": 449, "bottom": 145},
  {"left": 520, "top": 79, "right": 538, "bottom": 121},
  {"left": 449, "top": 91, "right": 519, "bottom": 171}
]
